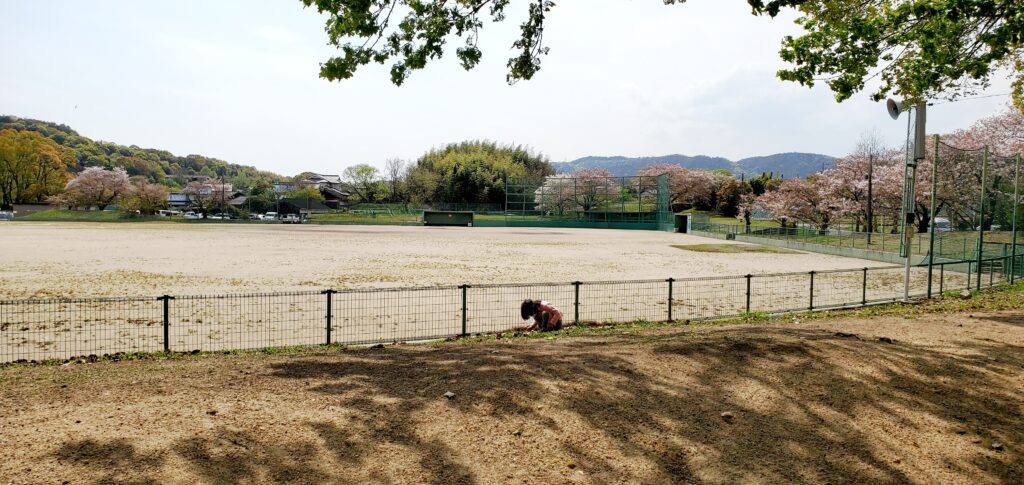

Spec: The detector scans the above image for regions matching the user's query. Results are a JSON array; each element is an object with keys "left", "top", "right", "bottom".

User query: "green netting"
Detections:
[
  {"left": 926, "top": 142, "right": 1022, "bottom": 280},
  {"left": 504, "top": 174, "right": 673, "bottom": 230}
]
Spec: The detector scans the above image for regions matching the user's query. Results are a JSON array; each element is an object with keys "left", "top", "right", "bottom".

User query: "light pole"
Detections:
[{"left": 888, "top": 98, "right": 927, "bottom": 302}]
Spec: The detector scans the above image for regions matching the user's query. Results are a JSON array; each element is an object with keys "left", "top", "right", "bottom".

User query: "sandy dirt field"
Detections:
[
  {"left": 3, "top": 222, "right": 979, "bottom": 363},
  {"left": 1, "top": 309, "right": 1021, "bottom": 484},
  {"left": 0, "top": 222, "right": 886, "bottom": 299}
]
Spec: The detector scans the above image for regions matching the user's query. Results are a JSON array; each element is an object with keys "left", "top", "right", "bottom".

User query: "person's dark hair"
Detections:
[{"left": 520, "top": 299, "right": 537, "bottom": 320}]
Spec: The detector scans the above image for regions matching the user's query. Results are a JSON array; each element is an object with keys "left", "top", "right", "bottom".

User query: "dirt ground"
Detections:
[
  {"left": 0, "top": 222, "right": 882, "bottom": 299},
  {"left": 1, "top": 309, "right": 1021, "bottom": 484}
]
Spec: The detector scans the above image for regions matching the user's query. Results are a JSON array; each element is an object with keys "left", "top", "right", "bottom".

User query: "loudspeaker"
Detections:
[{"left": 886, "top": 98, "right": 905, "bottom": 120}]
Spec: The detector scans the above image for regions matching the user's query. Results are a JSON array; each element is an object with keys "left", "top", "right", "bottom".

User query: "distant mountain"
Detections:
[{"left": 552, "top": 152, "right": 836, "bottom": 179}]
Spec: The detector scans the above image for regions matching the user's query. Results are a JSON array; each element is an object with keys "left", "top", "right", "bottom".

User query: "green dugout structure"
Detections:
[
  {"left": 489, "top": 173, "right": 673, "bottom": 231},
  {"left": 423, "top": 210, "right": 474, "bottom": 226}
]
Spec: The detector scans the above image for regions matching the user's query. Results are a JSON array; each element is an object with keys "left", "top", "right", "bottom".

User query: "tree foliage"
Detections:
[
  {"left": 0, "top": 129, "right": 73, "bottom": 210},
  {"left": 0, "top": 116, "right": 281, "bottom": 191},
  {"left": 120, "top": 178, "right": 170, "bottom": 214},
  {"left": 302, "top": 0, "right": 1024, "bottom": 108},
  {"left": 411, "top": 140, "right": 552, "bottom": 205},
  {"left": 746, "top": 0, "right": 1024, "bottom": 106},
  {"left": 285, "top": 186, "right": 326, "bottom": 201},
  {"left": 342, "top": 163, "right": 387, "bottom": 202},
  {"left": 300, "top": 0, "right": 554, "bottom": 86}
]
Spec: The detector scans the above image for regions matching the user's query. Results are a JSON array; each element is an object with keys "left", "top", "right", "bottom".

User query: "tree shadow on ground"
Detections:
[
  {"left": 49, "top": 319, "right": 1024, "bottom": 483},
  {"left": 978, "top": 312, "right": 1024, "bottom": 328}
]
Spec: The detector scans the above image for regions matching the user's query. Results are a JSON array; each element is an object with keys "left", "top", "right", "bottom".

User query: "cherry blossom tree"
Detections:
[
  {"left": 534, "top": 174, "right": 576, "bottom": 217},
  {"left": 51, "top": 166, "right": 130, "bottom": 210},
  {"left": 183, "top": 179, "right": 231, "bottom": 216},
  {"left": 572, "top": 168, "right": 617, "bottom": 212},
  {"left": 736, "top": 193, "right": 757, "bottom": 228},
  {"left": 819, "top": 131, "right": 904, "bottom": 232},
  {"left": 636, "top": 164, "right": 719, "bottom": 211},
  {"left": 755, "top": 177, "right": 842, "bottom": 230}
]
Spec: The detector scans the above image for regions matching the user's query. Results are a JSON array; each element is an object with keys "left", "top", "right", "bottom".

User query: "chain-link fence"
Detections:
[
  {"left": 503, "top": 174, "right": 672, "bottom": 229},
  {"left": 2, "top": 254, "right": 1017, "bottom": 364},
  {"left": 691, "top": 137, "right": 1022, "bottom": 279}
]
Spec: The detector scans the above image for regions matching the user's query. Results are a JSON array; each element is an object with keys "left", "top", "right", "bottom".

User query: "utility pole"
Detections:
[
  {"left": 866, "top": 154, "right": 874, "bottom": 243},
  {"left": 221, "top": 170, "right": 226, "bottom": 215}
]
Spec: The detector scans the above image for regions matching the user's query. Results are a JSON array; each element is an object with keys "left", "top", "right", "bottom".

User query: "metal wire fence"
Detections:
[
  {"left": 504, "top": 174, "right": 673, "bottom": 229},
  {"left": 1, "top": 254, "right": 1018, "bottom": 364}
]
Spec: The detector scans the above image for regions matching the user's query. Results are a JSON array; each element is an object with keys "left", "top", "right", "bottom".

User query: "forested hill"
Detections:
[
  {"left": 0, "top": 116, "right": 281, "bottom": 189},
  {"left": 552, "top": 152, "right": 836, "bottom": 178}
]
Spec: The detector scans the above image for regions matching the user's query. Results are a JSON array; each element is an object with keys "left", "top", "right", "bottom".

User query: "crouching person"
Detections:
[{"left": 520, "top": 299, "right": 563, "bottom": 332}]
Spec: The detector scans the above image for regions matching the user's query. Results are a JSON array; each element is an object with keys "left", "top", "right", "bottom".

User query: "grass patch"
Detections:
[
  {"left": 671, "top": 243, "right": 801, "bottom": 254},
  {"left": 19, "top": 209, "right": 164, "bottom": 222},
  {"left": 307, "top": 212, "right": 421, "bottom": 224},
  {"left": 709, "top": 216, "right": 779, "bottom": 228}
]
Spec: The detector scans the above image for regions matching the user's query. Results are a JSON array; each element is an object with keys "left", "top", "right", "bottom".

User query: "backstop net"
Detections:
[
  {"left": 504, "top": 173, "right": 672, "bottom": 230},
  {"left": 928, "top": 142, "right": 1022, "bottom": 280}
]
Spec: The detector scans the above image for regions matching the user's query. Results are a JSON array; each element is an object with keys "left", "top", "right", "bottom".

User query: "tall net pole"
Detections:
[
  {"left": 1012, "top": 154, "right": 1020, "bottom": 283},
  {"left": 926, "top": 135, "right": 940, "bottom": 298},
  {"left": 866, "top": 155, "right": 874, "bottom": 244},
  {"left": 976, "top": 146, "right": 988, "bottom": 290}
]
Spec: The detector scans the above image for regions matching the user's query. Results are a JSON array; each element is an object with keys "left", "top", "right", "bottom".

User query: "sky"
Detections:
[{"left": 0, "top": 0, "right": 1015, "bottom": 176}]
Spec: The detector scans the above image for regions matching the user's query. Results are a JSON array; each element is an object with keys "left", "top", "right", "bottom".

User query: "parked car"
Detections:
[
  {"left": 929, "top": 217, "right": 952, "bottom": 232},
  {"left": 0, "top": 211, "right": 13, "bottom": 221},
  {"left": 281, "top": 214, "right": 302, "bottom": 224},
  {"left": 262, "top": 212, "right": 279, "bottom": 221},
  {"left": 208, "top": 213, "right": 223, "bottom": 220},
  {"left": 248, "top": 214, "right": 262, "bottom": 221},
  {"left": 183, "top": 211, "right": 201, "bottom": 220}
]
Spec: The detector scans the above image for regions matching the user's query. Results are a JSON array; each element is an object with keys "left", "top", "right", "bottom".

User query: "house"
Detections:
[
  {"left": 273, "top": 173, "right": 351, "bottom": 209},
  {"left": 167, "top": 192, "right": 190, "bottom": 208},
  {"left": 272, "top": 182, "right": 299, "bottom": 194},
  {"left": 169, "top": 176, "right": 240, "bottom": 210}
]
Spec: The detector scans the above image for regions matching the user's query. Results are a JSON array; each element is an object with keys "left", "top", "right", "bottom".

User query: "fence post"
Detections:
[
  {"left": 861, "top": 268, "right": 868, "bottom": 306},
  {"left": 939, "top": 265, "right": 945, "bottom": 295},
  {"left": 808, "top": 271, "right": 815, "bottom": 311},
  {"left": 573, "top": 281, "right": 581, "bottom": 325},
  {"left": 158, "top": 295, "right": 174, "bottom": 353},
  {"left": 666, "top": 278, "right": 674, "bottom": 322},
  {"left": 322, "top": 289, "right": 336, "bottom": 345},
  {"left": 745, "top": 274, "right": 752, "bottom": 314},
  {"left": 966, "top": 262, "right": 972, "bottom": 291},
  {"left": 459, "top": 285, "right": 469, "bottom": 337}
]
